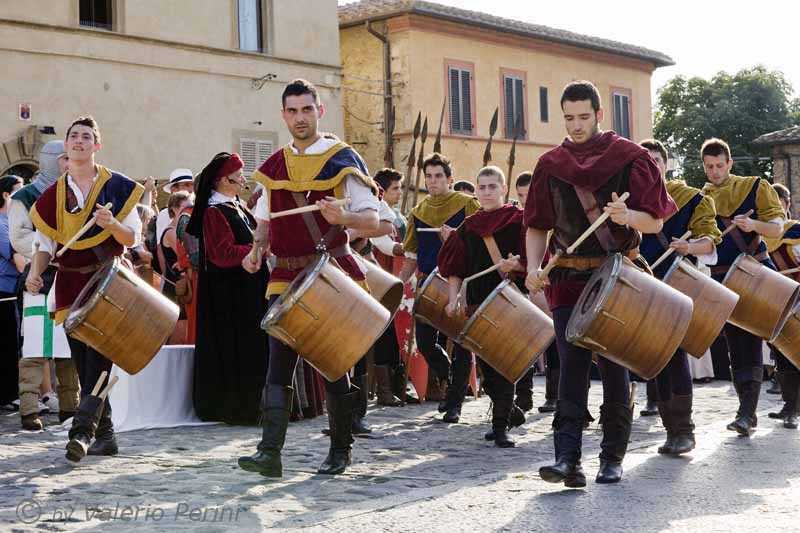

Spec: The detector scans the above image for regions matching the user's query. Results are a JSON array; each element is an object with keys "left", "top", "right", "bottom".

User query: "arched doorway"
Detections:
[{"left": 2, "top": 162, "right": 38, "bottom": 184}]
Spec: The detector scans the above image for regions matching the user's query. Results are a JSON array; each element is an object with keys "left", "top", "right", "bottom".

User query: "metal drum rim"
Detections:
[
  {"left": 457, "top": 278, "right": 513, "bottom": 343},
  {"left": 63, "top": 257, "right": 120, "bottom": 334},
  {"left": 721, "top": 252, "right": 750, "bottom": 286},
  {"left": 260, "top": 253, "right": 328, "bottom": 331},
  {"left": 412, "top": 267, "right": 442, "bottom": 316},
  {"left": 662, "top": 254, "right": 686, "bottom": 282},
  {"left": 566, "top": 254, "right": 623, "bottom": 340}
]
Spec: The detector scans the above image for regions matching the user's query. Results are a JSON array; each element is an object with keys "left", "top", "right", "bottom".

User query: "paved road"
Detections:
[{"left": 1, "top": 379, "right": 798, "bottom": 532}]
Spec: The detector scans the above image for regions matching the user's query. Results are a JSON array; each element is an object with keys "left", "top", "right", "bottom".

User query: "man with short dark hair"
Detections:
[
  {"left": 515, "top": 172, "right": 532, "bottom": 206},
  {"left": 525, "top": 80, "right": 676, "bottom": 487},
  {"left": 398, "top": 152, "right": 480, "bottom": 423},
  {"left": 453, "top": 180, "right": 475, "bottom": 195},
  {"left": 700, "top": 137, "right": 785, "bottom": 435}
]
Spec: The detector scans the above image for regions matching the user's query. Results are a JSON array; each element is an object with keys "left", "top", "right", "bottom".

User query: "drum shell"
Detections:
[
  {"left": 353, "top": 253, "right": 403, "bottom": 318},
  {"left": 566, "top": 254, "right": 694, "bottom": 380},
  {"left": 261, "top": 255, "right": 390, "bottom": 381},
  {"left": 413, "top": 268, "right": 467, "bottom": 339},
  {"left": 772, "top": 305, "right": 800, "bottom": 370},
  {"left": 459, "top": 281, "right": 555, "bottom": 382},
  {"left": 722, "top": 253, "right": 800, "bottom": 341},
  {"left": 64, "top": 258, "right": 180, "bottom": 375},
  {"left": 663, "top": 257, "right": 739, "bottom": 358}
]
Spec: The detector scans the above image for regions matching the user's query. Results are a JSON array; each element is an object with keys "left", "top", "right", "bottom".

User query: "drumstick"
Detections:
[
  {"left": 0, "top": 296, "right": 17, "bottom": 302},
  {"left": 56, "top": 202, "right": 113, "bottom": 258},
  {"left": 417, "top": 228, "right": 442, "bottom": 233},
  {"left": 98, "top": 375, "right": 119, "bottom": 400},
  {"left": 566, "top": 192, "right": 630, "bottom": 254},
  {"left": 721, "top": 209, "right": 754, "bottom": 238},
  {"left": 90, "top": 370, "right": 108, "bottom": 397},
  {"left": 649, "top": 231, "right": 692, "bottom": 270},
  {"left": 266, "top": 199, "right": 350, "bottom": 220},
  {"left": 780, "top": 266, "right": 800, "bottom": 276}
]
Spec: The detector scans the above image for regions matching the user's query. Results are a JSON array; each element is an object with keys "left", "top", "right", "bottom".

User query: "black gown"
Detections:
[{"left": 193, "top": 201, "right": 268, "bottom": 425}]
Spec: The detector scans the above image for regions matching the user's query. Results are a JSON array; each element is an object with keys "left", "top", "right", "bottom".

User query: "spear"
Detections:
[
  {"left": 383, "top": 105, "right": 396, "bottom": 168},
  {"left": 483, "top": 107, "right": 499, "bottom": 166},
  {"left": 401, "top": 112, "right": 421, "bottom": 213},
  {"left": 433, "top": 98, "right": 446, "bottom": 154},
  {"left": 412, "top": 116, "right": 429, "bottom": 208},
  {"left": 505, "top": 113, "right": 522, "bottom": 203}
]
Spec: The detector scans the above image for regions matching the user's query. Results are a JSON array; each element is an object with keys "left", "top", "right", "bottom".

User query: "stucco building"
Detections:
[
  {"left": 753, "top": 126, "right": 800, "bottom": 216},
  {"left": 1, "top": 0, "right": 343, "bottom": 185},
  {"left": 339, "top": 0, "right": 673, "bottom": 198}
]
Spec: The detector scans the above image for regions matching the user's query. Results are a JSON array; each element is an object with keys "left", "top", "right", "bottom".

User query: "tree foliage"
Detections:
[{"left": 654, "top": 65, "right": 798, "bottom": 187}]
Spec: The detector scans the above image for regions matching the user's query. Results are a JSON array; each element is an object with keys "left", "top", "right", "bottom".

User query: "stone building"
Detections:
[
  {"left": 339, "top": 0, "right": 673, "bottom": 199},
  {"left": 0, "top": 0, "right": 343, "bottom": 185},
  {"left": 753, "top": 126, "right": 800, "bottom": 216}
]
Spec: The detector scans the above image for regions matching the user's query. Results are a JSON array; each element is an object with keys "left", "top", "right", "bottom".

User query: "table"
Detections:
[{"left": 109, "top": 345, "right": 215, "bottom": 433}]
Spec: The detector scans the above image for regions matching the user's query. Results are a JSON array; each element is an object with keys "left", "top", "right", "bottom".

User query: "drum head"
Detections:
[
  {"left": 662, "top": 255, "right": 685, "bottom": 283},
  {"left": 566, "top": 254, "right": 621, "bottom": 340},
  {"left": 64, "top": 258, "right": 119, "bottom": 334},
  {"left": 260, "top": 253, "right": 327, "bottom": 331}
]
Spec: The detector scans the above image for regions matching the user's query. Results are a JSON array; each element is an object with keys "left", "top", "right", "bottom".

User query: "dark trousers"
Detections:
[
  {"left": 723, "top": 323, "right": 763, "bottom": 384},
  {"left": 265, "top": 296, "right": 350, "bottom": 396},
  {"left": 654, "top": 348, "right": 693, "bottom": 401},
  {"left": 0, "top": 295, "right": 19, "bottom": 404},
  {"left": 353, "top": 322, "right": 400, "bottom": 377},
  {"left": 774, "top": 347, "right": 799, "bottom": 375},
  {"left": 516, "top": 341, "right": 559, "bottom": 394},
  {"left": 553, "top": 307, "right": 630, "bottom": 408},
  {"left": 66, "top": 336, "right": 113, "bottom": 418},
  {"left": 710, "top": 333, "right": 731, "bottom": 380},
  {"left": 414, "top": 318, "right": 471, "bottom": 381}
]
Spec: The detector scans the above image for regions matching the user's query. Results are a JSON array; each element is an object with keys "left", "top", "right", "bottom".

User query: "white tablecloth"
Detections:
[{"left": 109, "top": 345, "right": 215, "bottom": 433}]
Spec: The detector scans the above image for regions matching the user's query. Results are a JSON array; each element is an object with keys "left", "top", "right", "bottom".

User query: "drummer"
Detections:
[
  {"left": 438, "top": 165, "right": 528, "bottom": 447},
  {"left": 525, "top": 81, "right": 677, "bottom": 487},
  {"left": 639, "top": 139, "right": 721, "bottom": 455},
  {"left": 700, "top": 137, "right": 785, "bottom": 435},
  {"left": 397, "top": 153, "right": 480, "bottom": 423},
  {"left": 763, "top": 183, "right": 800, "bottom": 430},
  {"left": 26, "top": 116, "right": 144, "bottom": 462},
  {"left": 238, "top": 79, "right": 380, "bottom": 478}
]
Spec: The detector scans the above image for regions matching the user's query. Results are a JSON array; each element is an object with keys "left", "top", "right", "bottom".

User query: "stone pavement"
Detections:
[{"left": 1, "top": 378, "right": 799, "bottom": 532}]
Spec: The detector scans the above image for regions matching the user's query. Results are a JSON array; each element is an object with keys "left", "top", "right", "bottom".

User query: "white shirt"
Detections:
[
  {"left": 254, "top": 136, "right": 378, "bottom": 221},
  {"left": 155, "top": 208, "right": 172, "bottom": 244},
  {"left": 34, "top": 174, "right": 142, "bottom": 255}
]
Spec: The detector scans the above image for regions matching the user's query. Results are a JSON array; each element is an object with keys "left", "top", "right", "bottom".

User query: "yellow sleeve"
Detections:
[
  {"left": 402, "top": 211, "right": 418, "bottom": 253},
  {"left": 466, "top": 197, "right": 481, "bottom": 216},
  {"left": 755, "top": 179, "right": 786, "bottom": 223},
  {"left": 688, "top": 195, "right": 722, "bottom": 245}
]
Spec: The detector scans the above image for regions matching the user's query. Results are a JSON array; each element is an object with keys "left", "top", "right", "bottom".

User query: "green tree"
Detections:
[{"left": 654, "top": 65, "right": 797, "bottom": 187}]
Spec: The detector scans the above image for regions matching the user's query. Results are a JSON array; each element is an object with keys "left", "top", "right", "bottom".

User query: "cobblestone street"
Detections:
[{"left": 2, "top": 378, "right": 799, "bottom": 532}]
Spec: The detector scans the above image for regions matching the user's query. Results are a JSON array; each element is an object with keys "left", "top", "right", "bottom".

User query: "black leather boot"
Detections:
[
  {"left": 351, "top": 375, "right": 372, "bottom": 435},
  {"left": 514, "top": 367, "right": 534, "bottom": 412},
  {"left": 442, "top": 356, "right": 471, "bottom": 423},
  {"left": 87, "top": 408, "right": 118, "bottom": 456},
  {"left": 238, "top": 385, "right": 293, "bottom": 477},
  {"left": 491, "top": 383, "right": 516, "bottom": 448},
  {"left": 66, "top": 395, "right": 103, "bottom": 462},
  {"left": 640, "top": 381, "right": 658, "bottom": 416},
  {"left": 317, "top": 388, "right": 357, "bottom": 475},
  {"left": 538, "top": 368, "right": 559, "bottom": 413},
  {"left": 656, "top": 401, "right": 675, "bottom": 455},
  {"left": 539, "top": 400, "right": 586, "bottom": 488},
  {"left": 769, "top": 372, "right": 792, "bottom": 419},
  {"left": 727, "top": 368, "right": 761, "bottom": 436},
  {"left": 667, "top": 394, "right": 695, "bottom": 455},
  {"left": 782, "top": 372, "right": 799, "bottom": 430},
  {"left": 596, "top": 402, "right": 632, "bottom": 484},
  {"left": 375, "top": 365, "right": 403, "bottom": 406}
]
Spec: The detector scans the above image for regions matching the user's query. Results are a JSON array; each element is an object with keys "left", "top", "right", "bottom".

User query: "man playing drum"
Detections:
[
  {"left": 639, "top": 139, "right": 721, "bottom": 455},
  {"left": 438, "top": 166, "right": 528, "bottom": 447},
  {"left": 525, "top": 81, "right": 677, "bottom": 487},
  {"left": 238, "top": 79, "right": 380, "bottom": 477},
  {"left": 26, "top": 116, "right": 144, "bottom": 461},
  {"left": 700, "top": 138, "right": 785, "bottom": 435},
  {"left": 398, "top": 153, "right": 480, "bottom": 423}
]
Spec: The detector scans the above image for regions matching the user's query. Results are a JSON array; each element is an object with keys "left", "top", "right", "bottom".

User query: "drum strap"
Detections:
[
  {"left": 482, "top": 235, "right": 504, "bottom": 267},
  {"left": 719, "top": 216, "right": 763, "bottom": 256},
  {"left": 572, "top": 186, "right": 617, "bottom": 252},
  {"left": 656, "top": 231, "right": 671, "bottom": 250},
  {"left": 290, "top": 192, "right": 350, "bottom": 255},
  {"left": 772, "top": 250, "right": 791, "bottom": 273}
]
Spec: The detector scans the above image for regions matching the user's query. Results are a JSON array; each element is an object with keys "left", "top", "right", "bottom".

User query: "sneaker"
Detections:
[{"left": 42, "top": 395, "right": 60, "bottom": 413}]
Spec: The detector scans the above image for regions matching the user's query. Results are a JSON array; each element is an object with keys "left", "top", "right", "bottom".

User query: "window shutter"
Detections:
[
  {"left": 461, "top": 69, "right": 472, "bottom": 135},
  {"left": 257, "top": 141, "right": 273, "bottom": 167},
  {"left": 504, "top": 76, "right": 515, "bottom": 138},
  {"left": 514, "top": 77, "right": 525, "bottom": 138},
  {"left": 240, "top": 139, "right": 258, "bottom": 175},
  {"left": 539, "top": 87, "right": 549, "bottom": 123},
  {"left": 449, "top": 67, "right": 462, "bottom": 133},
  {"left": 621, "top": 95, "right": 631, "bottom": 139}
]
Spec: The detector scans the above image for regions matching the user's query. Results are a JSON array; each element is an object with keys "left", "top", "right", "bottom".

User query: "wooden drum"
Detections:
[
  {"left": 413, "top": 268, "right": 467, "bottom": 339},
  {"left": 662, "top": 257, "right": 739, "bottom": 358},
  {"left": 261, "top": 254, "right": 391, "bottom": 381},
  {"left": 353, "top": 253, "right": 403, "bottom": 317},
  {"left": 566, "top": 254, "right": 694, "bottom": 380},
  {"left": 772, "top": 303, "right": 800, "bottom": 369},
  {"left": 459, "top": 280, "right": 555, "bottom": 383},
  {"left": 64, "top": 257, "right": 180, "bottom": 375},
  {"left": 722, "top": 253, "right": 800, "bottom": 341}
]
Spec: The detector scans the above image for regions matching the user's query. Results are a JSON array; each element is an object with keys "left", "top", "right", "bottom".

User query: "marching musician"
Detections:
[
  {"left": 700, "top": 138, "right": 785, "bottom": 435},
  {"left": 438, "top": 166, "right": 528, "bottom": 447},
  {"left": 525, "top": 81, "right": 676, "bottom": 487},
  {"left": 398, "top": 153, "right": 480, "bottom": 423},
  {"left": 238, "top": 79, "right": 380, "bottom": 477},
  {"left": 764, "top": 183, "right": 800, "bottom": 430},
  {"left": 639, "top": 139, "right": 722, "bottom": 455},
  {"left": 26, "top": 117, "right": 144, "bottom": 462}
]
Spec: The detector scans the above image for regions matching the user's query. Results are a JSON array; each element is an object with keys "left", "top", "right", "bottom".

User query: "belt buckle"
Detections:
[{"left": 287, "top": 256, "right": 301, "bottom": 271}]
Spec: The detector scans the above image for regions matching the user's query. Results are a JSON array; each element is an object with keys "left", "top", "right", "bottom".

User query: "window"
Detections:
[
  {"left": 240, "top": 138, "right": 274, "bottom": 176},
  {"left": 80, "top": 0, "right": 113, "bottom": 30},
  {"left": 502, "top": 74, "right": 526, "bottom": 139},
  {"left": 448, "top": 66, "right": 474, "bottom": 136},
  {"left": 539, "top": 87, "right": 549, "bottom": 123},
  {"left": 612, "top": 90, "right": 632, "bottom": 139},
  {"left": 238, "top": 0, "right": 263, "bottom": 52}
]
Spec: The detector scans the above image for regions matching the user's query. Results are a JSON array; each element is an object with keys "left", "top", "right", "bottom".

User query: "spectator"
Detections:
[{"left": 0, "top": 175, "right": 24, "bottom": 410}]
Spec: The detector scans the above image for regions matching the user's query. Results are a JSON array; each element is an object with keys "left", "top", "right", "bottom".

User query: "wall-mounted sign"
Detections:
[{"left": 19, "top": 103, "right": 31, "bottom": 121}]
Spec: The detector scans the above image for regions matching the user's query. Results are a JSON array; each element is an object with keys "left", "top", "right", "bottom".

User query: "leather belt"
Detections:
[
  {"left": 274, "top": 244, "right": 352, "bottom": 271},
  {"left": 554, "top": 248, "right": 640, "bottom": 271},
  {"left": 58, "top": 262, "right": 103, "bottom": 274}
]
